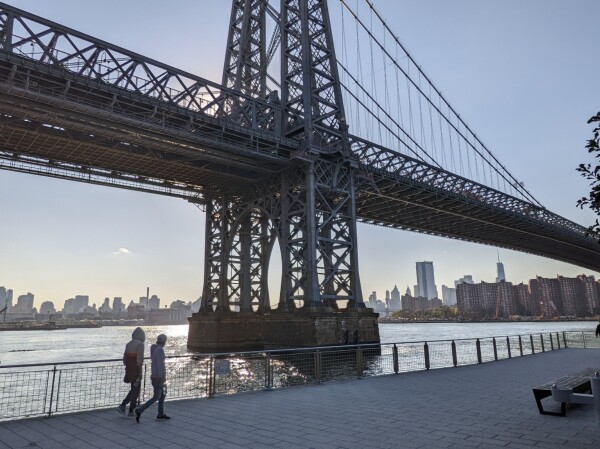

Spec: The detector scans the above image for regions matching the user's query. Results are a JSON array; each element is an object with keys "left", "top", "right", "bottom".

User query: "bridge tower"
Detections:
[{"left": 188, "top": 0, "right": 380, "bottom": 352}]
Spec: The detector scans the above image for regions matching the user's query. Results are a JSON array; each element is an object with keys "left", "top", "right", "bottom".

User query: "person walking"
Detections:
[
  {"left": 117, "top": 327, "right": 145, "bottom": 417},
  {"left": 135, "top": 334, "right": 170, "bottom": 422},
  {"left": 596, "top": 321, "right": 600, "bottom": 338}
]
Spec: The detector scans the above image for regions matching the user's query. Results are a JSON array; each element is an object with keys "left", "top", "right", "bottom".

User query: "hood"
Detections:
[{"left": 132, "top": 327, "right": 145, "bottom": 343}]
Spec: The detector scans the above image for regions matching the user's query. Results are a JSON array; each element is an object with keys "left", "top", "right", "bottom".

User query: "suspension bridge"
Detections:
[{"left": 0, "top": 1, "right": 598, "bottom": 351}]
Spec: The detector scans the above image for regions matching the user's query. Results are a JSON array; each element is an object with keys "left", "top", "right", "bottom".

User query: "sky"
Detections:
[{"left": 1, "top": 0, "right": 600, "bottom": 309}]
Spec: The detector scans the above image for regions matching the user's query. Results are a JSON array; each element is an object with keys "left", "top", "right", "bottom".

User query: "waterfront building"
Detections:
[
  {"left": 441, "top": 285, "right": 457, "bottom": 306},
  {"left": 416, "top": 261, "right": 438, "bottom": 300},
  {"left": 557, "top": 276, "right": 587, "bottom": 317},
  {"left": 514, "top": 282, "right": 536, "bottom": 316},
  {"left": 456, "top": 282, "right": 497, "bottom": 319},
  {"left": 578, "top": 275, "right": 600, "bottom": 315},
  {"left": 15, "top": 293, "right": 34, "bottom": 313},
  {"left": 139, "top": 296, "right": 148, "bottom": 309},
  {"left": 148, "top": 294, "right": 160, "bottom": 310},
  {"left": 495, "top": 281, "right": 516, "bottom": 318},
  {"left": 39, "top": 301, "right": 56, "bottom": 316},
  {"left": 400, "top": 292, "right": 442, "bottom": 312},
  {"left": 98, "top": 297, "right": 112, "bottom": 314},
  {"left": 529, "top": 276, "right": 562, "bottom": 317},
  {"left": 112, "top": 297, "right": 124, "bottom": 315},
  {"left": 63, "top": 295, "right": 89, "bottom": 315}
]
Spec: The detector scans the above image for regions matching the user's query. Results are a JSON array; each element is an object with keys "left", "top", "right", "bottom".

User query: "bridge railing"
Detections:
[{"left": 0, "top": 330, "right": 595, "bottom": 421}]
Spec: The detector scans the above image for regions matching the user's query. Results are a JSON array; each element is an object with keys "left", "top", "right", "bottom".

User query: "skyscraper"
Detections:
[
  {"left": 416, "top": 261, "right": 438, "bottom": 300},
  {"left": 496, "top": 253, "right": 506, "bottom": 283},
  {"left": 0, "top": 287, "right": 13, "bottom": 312}
]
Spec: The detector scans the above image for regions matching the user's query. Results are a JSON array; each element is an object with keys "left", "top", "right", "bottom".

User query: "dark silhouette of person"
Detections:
[
  {"left": 596, "top": 322, "right": 600, "bottom": 338},
  {"left": 117, "top": 327, "right": 145, "bottom": 417}
]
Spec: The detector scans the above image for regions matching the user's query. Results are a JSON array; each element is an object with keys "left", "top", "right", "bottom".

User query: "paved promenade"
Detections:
[{"left": 1, "top": 348, "right": 599, "bottom": 449}]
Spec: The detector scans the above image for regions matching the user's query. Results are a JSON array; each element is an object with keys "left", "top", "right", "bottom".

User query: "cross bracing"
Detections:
[{"left": 0, "top": 1, "right": 598, "bottom": 313}]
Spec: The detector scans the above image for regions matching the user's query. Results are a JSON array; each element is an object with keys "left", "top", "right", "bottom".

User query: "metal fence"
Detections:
[{"left": 1, "top": 330, "right": 596, "bottom": 421}]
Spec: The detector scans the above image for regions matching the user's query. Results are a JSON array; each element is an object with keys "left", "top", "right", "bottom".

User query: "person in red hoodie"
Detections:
[
  {"left": 117, "top": 327, "right": 145, "bottom": 417},
  {"left": 135, "top": 333, "right": 170, "bottom": 422}
]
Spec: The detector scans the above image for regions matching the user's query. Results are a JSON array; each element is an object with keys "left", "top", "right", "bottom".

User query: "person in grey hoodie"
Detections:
[
  {"left": 117, "top": 327, "right": 145, "bottom": 417},
  {"left": 135, "top": 334, "right": 170, "bottom": 422}
]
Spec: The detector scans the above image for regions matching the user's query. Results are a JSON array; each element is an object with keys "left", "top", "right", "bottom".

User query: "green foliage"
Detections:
[
  {"left": 577, "top": 112, "right": 600, "bottom": 239},
  {"left": 391, "top": 305, "right": 458, "bottom": 320}
]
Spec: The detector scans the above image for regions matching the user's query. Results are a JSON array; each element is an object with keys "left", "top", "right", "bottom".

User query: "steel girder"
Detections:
[{"left": 0, "top": 3, "right": 278, "bottom": 130}]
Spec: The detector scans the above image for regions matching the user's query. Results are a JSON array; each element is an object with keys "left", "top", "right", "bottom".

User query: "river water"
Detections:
[{"left": 1, "top": 321, "right": 596, "bottom": 367}]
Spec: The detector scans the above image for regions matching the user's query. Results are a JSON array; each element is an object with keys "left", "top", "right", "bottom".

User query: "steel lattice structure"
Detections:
[{"left": 0, "top": 1, "right": 599, "bottom": 315}]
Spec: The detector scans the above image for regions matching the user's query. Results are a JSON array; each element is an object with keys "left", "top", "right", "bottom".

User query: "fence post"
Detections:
[
  {"left": 451, "top": 340, "right": 457, "bottom": 367},
  {"left": 540, "top": 334, "right": 545, "bottom": 352},
  {"left": 424, "top": 342, "right": 430, "bottom": 370},
  {"left": 530, "top": 335, "right": 535, "bottom": 354},
  {"left": 47, "top": 365, "right": 57, "bottom": 418},
  {"left": 563, "top": 331, "right": 567, "bottom": 348},
  {"left": 583, "top": 331, "right": 587, "bottom": 349},
  {"left": 550, "top": 333, "right": 554, "bottom": 351},
  {"left": 314, "top": 350, "right": 322, "bottom": 383},
  {"left": 506, "top": 336, "right": 512, "bottom": 359},
  {"left": 356, "top": 347, "right": 364, "bottom": 378},
  {"left": 393, "top": 344, "right": 399, "bottom": 374},
  {"left": 519, "top": 335, "right": 523, "bottom": 356},
  {"left": 492, "top": 338, "right": 498, "bottom": 361},
  {"left": 476, "top": 339, "right": 482, "bottom": 364},
  {"left": 264, "top": 354, "right": 272, "bottom": 391},
  {"left": 207, "top": 357, "right": 215, "bottom": 398}
]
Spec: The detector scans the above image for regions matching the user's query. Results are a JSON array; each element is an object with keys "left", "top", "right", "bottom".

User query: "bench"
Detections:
[{"left": 532, "top": 368, "right": 599, "bottom": 416}]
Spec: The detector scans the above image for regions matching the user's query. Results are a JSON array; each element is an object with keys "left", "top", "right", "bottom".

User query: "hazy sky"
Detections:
[{"left": 1, "top": 0, "right": 599, "bottom": 309}]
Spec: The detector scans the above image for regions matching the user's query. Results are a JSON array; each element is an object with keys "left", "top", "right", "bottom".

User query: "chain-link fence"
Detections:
[{"left": 1, "top": 330, "right": 595, "bottom": 421}]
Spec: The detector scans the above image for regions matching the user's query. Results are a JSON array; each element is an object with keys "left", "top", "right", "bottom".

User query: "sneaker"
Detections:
[
  {"left": 117, "top": 405, "right": 125, "bottom": 416},
  {"left": 127, "top": 410, "right": 135, "bottom": 418},
  {"left": 156, "top": 414, "right": 171, "bottom": 421},
  {"left": 135, "top": 407, "right": 142, "bottom": 423}
]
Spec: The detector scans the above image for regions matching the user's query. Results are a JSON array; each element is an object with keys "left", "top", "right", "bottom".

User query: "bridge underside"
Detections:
[{"left": 0, "top": 51, "right": 598, "bottom": 274}]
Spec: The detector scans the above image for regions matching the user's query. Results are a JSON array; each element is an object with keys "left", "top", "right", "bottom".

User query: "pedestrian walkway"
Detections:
[{"left": 1, "top": 348, "right": 599, "bottom": 449}]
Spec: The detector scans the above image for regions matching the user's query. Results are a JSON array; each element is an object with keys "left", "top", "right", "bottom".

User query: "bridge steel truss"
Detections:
[{"left": 0, "top": 0, "right": 599, "bottom": 318}]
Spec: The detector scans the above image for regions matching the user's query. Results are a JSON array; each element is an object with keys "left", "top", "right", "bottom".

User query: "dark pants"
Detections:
[
  {"left": 138, "top": 378, "right": 166, "bottom": 416},
  {"left": 120, "top": 382, "right": 141, "bottom": 413}
]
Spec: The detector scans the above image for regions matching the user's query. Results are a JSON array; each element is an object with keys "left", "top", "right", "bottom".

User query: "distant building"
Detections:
[
  {"left": 578, "top": 275, "right": 600, "bottom": 315},
  {"left": 529, "top": 276, "right": 562, "bottom": 318},
  {"left": 496, "top": 261, "right": 506, "bottom": 283},
  {"left": 112, "top": 297, "right": 124, "bottom": 315},
  {"left": 39, "top": 301, "right": 56, "bottom": 316},
  {"left": 63, "top": 295, "right": 89, "bottom": 315},
  {"left": 456, "top": 282, "right": 497, "bottom": 319},
  {"left": 401, "top": 292, "right": 442, "bottom": 312},
  {"left": 441, "top": 285, "right": 457, "bottom": 306},
  {"left": 390, "top": 285, "right": 401, "bottom": 310},
  {"left": 416, "top": 261, "right": 438, "bottom": 300},
  {"left": 455, "top": 275, "right": 474, "bottom": 287},
  {"left": 98, "top": 297, "right": 112, "bottom": 314},
  {"left": 15, "top": 293, "right": 34, "bottom": 313},
  {"left": 148, "top": 295, "right": 160, "bottom": 310},
  {"left": 0, "top": 287, "right": 13, "bottom": 312}
]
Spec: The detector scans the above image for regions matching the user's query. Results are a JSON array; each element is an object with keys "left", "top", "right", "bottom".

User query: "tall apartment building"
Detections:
[
  {"left": 577, "top": 275, "right": 599, "bottom": 315},
  {"left": 514, "top": 282, "right": 536, "bottom": 316},
  {"left": 495, "top": 281, "right": 516, "bottom": 317},
  {"left": 557, "top": 276, "right": 587, "bottom": 317},
  {"left": 529, "top": 277, "right": 562, "bottom": 317},
  {"left": 401, "top": 294, "right": 441, "bottom": 312},
  {"left": 456, "top": 282, "right": 497, "bottom": 318},
  {"left": 15, "top": 293, "right": 34, "bottom": 313},
  {"left": 416, "top": 261, "right": 438, "bottom": 300},
  {"left": 112, "top": 297, "right": 124, "bottom": 314}
]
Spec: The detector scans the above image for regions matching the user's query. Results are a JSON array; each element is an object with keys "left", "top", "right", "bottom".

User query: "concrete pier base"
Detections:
[{"left": 187, "top": 309, "right": 380, "bottom": 353}]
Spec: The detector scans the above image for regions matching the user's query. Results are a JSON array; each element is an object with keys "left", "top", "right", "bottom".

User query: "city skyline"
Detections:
[{"left": 1, "top": 1, "right": 600, "bottom": 308}]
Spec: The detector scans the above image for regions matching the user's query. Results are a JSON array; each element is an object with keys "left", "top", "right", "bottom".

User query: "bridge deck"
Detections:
[{"left": 1, "top": 348, "right": 598, "bottom": 449}]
